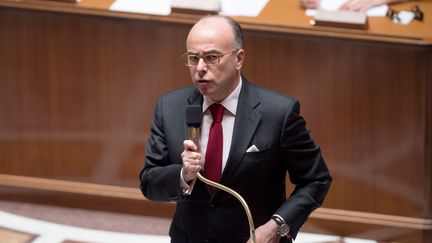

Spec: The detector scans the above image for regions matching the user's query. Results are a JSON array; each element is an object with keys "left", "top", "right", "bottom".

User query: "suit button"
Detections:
[{"left": 208, "top": 204, "right": 215, "bottom": 211}]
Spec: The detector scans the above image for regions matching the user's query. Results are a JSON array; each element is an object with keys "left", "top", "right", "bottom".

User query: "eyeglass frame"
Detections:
[{"left": 182, "top": 49, "right": 239, "bottom": 67}]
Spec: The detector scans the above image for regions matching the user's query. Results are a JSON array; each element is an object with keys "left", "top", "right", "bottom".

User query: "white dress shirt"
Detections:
[{"left": 181, "top": 77, "right": 242, "bottom": 193}]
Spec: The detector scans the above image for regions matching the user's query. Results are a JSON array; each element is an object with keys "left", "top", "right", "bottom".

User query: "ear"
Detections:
[{"left": 235, "top": 49, "right": 245, "bottom": 70}]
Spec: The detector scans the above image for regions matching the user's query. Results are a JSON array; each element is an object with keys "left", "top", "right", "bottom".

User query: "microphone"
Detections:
[{"left": 186, "top": 105, "right": 203, "bottom": 148}]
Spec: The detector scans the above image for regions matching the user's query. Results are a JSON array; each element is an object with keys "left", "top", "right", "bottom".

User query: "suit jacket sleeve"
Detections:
[
  {"left": 275, "top": 100, "right": 332, "bottom": 239},
  {"left": 139, "top": 96, "right": 187, "bottom": 202}
]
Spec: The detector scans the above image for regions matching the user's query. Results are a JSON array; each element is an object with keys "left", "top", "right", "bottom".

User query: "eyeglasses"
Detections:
[
  {"left": 182, "top": 49, "right": 238, "bottom": 66},
  {"left": 386, "top": 4, "right": 423, "bottom": 24}
]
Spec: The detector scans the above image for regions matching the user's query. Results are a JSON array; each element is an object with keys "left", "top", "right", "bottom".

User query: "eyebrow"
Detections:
[{"left": 186, "top": 49, "right": 223, "bottom": 55}]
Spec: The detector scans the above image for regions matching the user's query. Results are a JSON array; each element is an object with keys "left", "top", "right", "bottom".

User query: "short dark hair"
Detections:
[{"left": 225, "top": 16, "right": 244, "bottom": 49}]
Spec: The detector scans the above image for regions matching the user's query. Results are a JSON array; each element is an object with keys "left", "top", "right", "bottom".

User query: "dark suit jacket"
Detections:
[{"left": 140, "top": 78, "right": 332, "bottom": 243}]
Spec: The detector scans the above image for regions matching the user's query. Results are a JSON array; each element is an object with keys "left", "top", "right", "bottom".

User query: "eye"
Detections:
[
  {"left": 204, "top": 54, "right": 220, "bottom": 63},
  {"left": 188, "top": 55, "right": 200, "bottom": 63}
]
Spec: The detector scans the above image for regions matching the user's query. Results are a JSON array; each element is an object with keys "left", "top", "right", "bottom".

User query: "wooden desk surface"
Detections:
[
  {"left": 0, "top": 0, "right": 431, "bottom": 44},
  {"left": 240, "top": 0, "right": 432, "bottom": 44}
]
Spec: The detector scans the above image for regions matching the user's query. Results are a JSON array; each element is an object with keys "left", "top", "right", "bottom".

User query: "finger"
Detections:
[
  {"left": 184, "top": 164, "right": 202, "bottom": 174},
  {"left": 339, "top": 3, "right": 349, "bottom": 11},
  {"left": 182, "top": 152, "right": 203, "bottom": 170},
  {"left": 183, "top": 151, "right": 201, "bottom": 161},
  {"left": 184, "top": 157, "right": 201, "bottom": 166},
  {"left": 183, "top": 140, "right": 197, "bottom": 151}
]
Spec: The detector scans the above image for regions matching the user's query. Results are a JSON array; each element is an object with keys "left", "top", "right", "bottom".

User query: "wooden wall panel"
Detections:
[
  {"left": 242, "top": 31, "right": 431, "bottom": 219},
  {"left": 0, "top": 7, "right": 192, "bottom": 187}
]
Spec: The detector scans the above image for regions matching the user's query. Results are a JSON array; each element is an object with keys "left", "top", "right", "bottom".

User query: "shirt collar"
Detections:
[{"left": 203, "top": 76, "right": 242, "bottom": 116}]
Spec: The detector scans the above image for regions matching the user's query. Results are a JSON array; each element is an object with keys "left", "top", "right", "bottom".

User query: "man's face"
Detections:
[{"left": 185, "top": 18, "right": 244, "bottom": 102}]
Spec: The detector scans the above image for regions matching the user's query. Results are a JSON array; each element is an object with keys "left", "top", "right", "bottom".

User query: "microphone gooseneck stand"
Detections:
[{"left": 195, "top": 172, "right": 256, "bottom": 243}]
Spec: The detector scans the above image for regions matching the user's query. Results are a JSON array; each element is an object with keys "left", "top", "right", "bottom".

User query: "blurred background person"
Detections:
[{"left": 300, "top": 0, "right": 412, "bottom": 12}]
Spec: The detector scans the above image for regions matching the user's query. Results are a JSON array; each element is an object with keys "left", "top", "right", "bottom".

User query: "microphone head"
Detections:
[{"left": 186, "top": 105, "right": 203, "bottom": 128}]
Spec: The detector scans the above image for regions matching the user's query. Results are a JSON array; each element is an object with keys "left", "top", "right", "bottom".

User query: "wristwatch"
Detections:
[{"left": 271, "top": 215, "right": 290, "bottom": 238}]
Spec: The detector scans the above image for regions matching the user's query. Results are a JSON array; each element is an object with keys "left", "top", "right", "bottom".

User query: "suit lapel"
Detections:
[
  {"left": 187, "top": 88, "right": 203, "bottom": 105},
  {"left": 218, "top": 79, "right": 261, "bottom": 188}
]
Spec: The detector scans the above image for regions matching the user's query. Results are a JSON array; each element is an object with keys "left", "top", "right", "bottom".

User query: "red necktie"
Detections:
[{"left": 205, "top": 103, "right": 224, "bottom": 187}]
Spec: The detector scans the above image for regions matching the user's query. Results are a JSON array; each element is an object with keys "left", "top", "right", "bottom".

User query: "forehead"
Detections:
[{"left": 186, "top": 17, "right": 234, "bottom": 52}]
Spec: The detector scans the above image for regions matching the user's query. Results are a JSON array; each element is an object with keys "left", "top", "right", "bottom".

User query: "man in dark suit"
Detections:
[{"left": 140, "top": 15, "right": 332, "bottom": 243}]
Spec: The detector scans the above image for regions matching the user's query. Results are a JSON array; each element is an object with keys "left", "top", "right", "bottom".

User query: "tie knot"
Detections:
[{"left": 209, "top": 103, "right": 224, "bottom": 123}]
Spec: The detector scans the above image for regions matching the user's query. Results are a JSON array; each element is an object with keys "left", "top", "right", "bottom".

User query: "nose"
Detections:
[{"left": 195, "top": 57, "right": 208, "bottom": 72}]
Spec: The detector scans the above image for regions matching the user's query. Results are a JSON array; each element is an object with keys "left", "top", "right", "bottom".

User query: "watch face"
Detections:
[{"left": 278, "top": 224, "right": 290, "bottom": 236}]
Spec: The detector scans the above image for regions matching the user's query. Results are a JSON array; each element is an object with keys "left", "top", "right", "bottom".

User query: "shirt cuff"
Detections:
[{"left": 180, "top": 168, "right": 196, "bottom": 195}]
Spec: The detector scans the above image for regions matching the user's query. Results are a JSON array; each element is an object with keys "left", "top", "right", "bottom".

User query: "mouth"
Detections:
[{"left": 197, "top": 79, "right": 209, "bottom": 83}]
